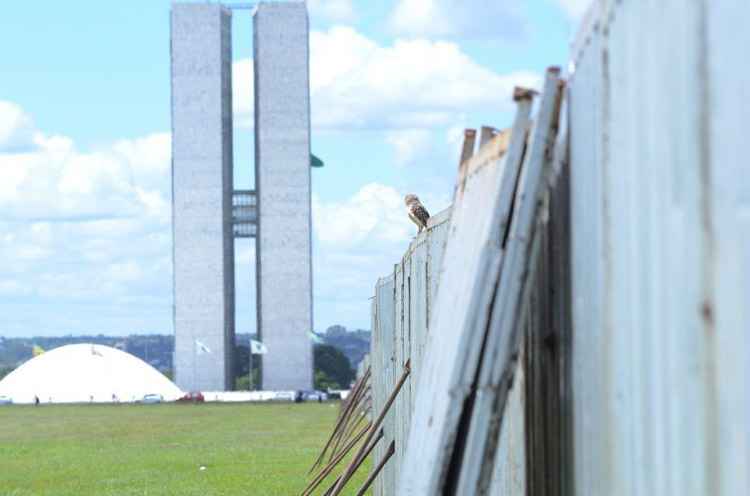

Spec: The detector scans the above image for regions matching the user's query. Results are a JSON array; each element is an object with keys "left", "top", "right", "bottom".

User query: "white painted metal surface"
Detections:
[
  {"left": 567, "top": 1, "right": 750, "bottom": 494},
  {"left": 398, "top": 95, "right": 534, "bottom": 495},
  {"left": 362, "top": 3, "right": 750, "bottom": 494},
  {"left": 455, "top": 69, "right": 563, "bottom": 495},
  {"left": 370, "top": 209, "right": 451, "bottom": 496}
]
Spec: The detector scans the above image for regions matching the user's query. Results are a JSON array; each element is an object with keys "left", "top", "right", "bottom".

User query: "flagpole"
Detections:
[{"left": 248, "top": 339, "right": 254, "bottom": 391}]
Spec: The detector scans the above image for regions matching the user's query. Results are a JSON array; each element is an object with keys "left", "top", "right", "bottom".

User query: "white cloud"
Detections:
[
  {"left": 232, "top": 27, "right": 541, "bottom": 132},
  {"left": 386, "top": 129, "right": 432, "bottom": 166},
  {"left": 389, "top": 0, "right": 525, "bottom": 40},
  {"left": 0, "top": 102, "right": 171, "bottom": 223},
  {"left": 307, "top": 0, "right": 356, "bottom": 23},
  {"left": 555, "top": 0, "right": 591, "bottom": 19},
  {"left": 0, "top": 101, "right": 173, "bottom": 314},
  {"left": 313, "top": 183, "right": 412, "bottom": 246},
  {"left": 0, "top": 101, "right": 36, "bottom": 152}
]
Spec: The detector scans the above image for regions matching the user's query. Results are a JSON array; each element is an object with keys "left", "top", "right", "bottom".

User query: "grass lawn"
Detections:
[{"left": 0, "top": 402, "right": 371, "bottom": 496}]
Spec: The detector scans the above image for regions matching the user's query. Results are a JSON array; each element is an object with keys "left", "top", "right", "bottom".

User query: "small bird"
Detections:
[{"left": 404, "top": 194, "right": 430, "bottom": 234}]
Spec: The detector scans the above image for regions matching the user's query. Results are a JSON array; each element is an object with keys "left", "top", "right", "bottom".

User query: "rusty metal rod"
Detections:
[
  {"left": 330, "top": 359, "right": 411, "bottom": 496},
  {"left": 337, "top": 369, "right": 366, "bottom": 420},
  {"left": 330, "top": 398, "right": 371, "bottom": 460},
  {"left": 331, "top": 373, "right": 370, "bottom": 446},
  {"left": 321, "top": 429, "right": 384, "bottom": 496},
  {"left": 326, "top": 384, "right": 371, "bottom": 464},
  {"left": 354, "top": 440, "right": 396, "bottom": 496},
  {"left": 300, "top": 421, "right": 372, "bottom": 496},
  {"left": 332, "top": 369, "right": 370, "bottom": 436},
  {"left": 308, "top": 369, "right": 371, "bottom": 474}
]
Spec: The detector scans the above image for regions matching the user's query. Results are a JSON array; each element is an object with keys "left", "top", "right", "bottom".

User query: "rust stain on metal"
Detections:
[
  {"left": 480, "top": 126, "right": 499, "bottom": 147},
  {"left": 459, "top": 129, "right": 477, "bottom": 167},
  {"left": 513, "top": 86, "right": 539, "bottom": 101}
]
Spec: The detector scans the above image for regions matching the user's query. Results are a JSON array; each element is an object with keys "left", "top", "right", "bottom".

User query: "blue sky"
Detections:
[{"left": 0, "top": 0, "right": 586, "bottom": 337}]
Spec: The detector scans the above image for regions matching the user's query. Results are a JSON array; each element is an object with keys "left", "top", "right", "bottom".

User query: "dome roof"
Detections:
[{"left": 0, "top": 344, "right": 183, "bottom": 404}]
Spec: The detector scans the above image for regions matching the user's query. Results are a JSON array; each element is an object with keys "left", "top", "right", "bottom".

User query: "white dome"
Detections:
[{"left": 0, "top": 344, "right": 183, "bottom": 404}]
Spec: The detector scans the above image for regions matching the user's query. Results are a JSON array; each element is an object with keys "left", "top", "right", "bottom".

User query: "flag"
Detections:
[
  {"left": 32, "top": 345, "right": 45, "bottom": 357},
  {"left": 308, "top": 331, "right": 324, "bottom": 344},
  {"left": 195, "top": 339, "right": 211, "bottom": 355},
  {"left": 250, "top": 340, "right": 268, "bottom": 355}
]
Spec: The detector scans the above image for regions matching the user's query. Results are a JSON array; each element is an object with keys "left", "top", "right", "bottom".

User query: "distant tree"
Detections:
[
  {"left": 233, "top": 345, "right": 261, "bottom": 390},
  {"left": 235, "top": 374, "right": 250, "bottom": 390},
  {"left": 235, "top": 369, "right": 260, "bottom": 391},
  {"left": 314, "top": 370, "right": 340, "bottom": 391},
  {"left": 325, "top": 325, "right": 347, "bottom": 337},
  {"left": 0, "top": 366, "right": 13, "bottom": 380},
  {"left": 234, "top": 345, "right": 250, "bottom": 378},
  {"left": 314, "top": 344, "right": 354, "bottom": 390}
]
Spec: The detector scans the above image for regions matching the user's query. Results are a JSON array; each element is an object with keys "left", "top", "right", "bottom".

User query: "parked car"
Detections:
[
  {"left": 0, "top": 396, "right": 12, "bottom": 405},
  {"left": 177, "top": 391, "right": 205, "bottom": 403},
  {"left": 300, "top": 390, "right": 328, "bottom": 402},
  {"left": 141, "top": 394, "right": 163, "bottom": 404}
]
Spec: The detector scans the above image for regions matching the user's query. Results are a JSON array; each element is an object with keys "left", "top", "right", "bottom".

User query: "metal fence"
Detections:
[
  {"left": 567, "top": 1, "right": 749, "bottom": 494},
  {"left": 369, "top": 207, "right": 451, "bottom": 496},
  {"left": 361, "top": 2, "right": 749, "bottom": 495}
]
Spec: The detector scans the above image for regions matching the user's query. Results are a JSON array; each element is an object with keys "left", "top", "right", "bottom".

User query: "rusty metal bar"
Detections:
[
  {"left": 327, "top": 385, "right": 371, "bottom": 464},
  {"left": 308, "top": 369, "right": 371, "bottom": 474},
  {"left": 321, "top": 429, "right": 385, "bottom": 496},
  {"left": 331, "top": 396, "right": 371, "bottom": 459},
  {"left": 354, "top": 440, "right": 396, "bottom": 496},
  {"left": 330, "top": 359, "right": 411, "bottom": 496},
  {"left": 300, "top": 421, "right": 372, "bottom": 496}
]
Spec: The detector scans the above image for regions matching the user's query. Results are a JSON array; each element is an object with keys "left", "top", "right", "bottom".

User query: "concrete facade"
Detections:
[
  {"left": 254, "top": 2, "right": 313, "bottom": 391},
  {"left": 170, "top": 4, "right": 235, "bottom": 392}
]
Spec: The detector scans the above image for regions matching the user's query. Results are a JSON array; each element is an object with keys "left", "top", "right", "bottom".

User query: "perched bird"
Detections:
[{"left": 404, "top": 194, "right": 430, "bottom": 234}]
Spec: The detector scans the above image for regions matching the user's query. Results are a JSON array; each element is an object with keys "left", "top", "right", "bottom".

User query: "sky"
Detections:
[{"left": 0, "top": 0, "right": 587, "bottom": 337}]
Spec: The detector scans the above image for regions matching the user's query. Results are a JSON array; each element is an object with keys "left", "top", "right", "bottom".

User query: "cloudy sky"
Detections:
[{"left": 0, "top": 0, "right": 586, "bottom": 337}]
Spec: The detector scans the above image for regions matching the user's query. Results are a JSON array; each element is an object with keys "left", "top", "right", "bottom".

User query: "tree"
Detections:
[
  {"left": 0, "top": 367, "right": 12, "bottom": 381},
  {"left": 314, "top": 370, "right": 339, "bottom": 391},
  {"left": 233, "top": 344, "right": 260, "bottom": 390},
  {"left": 313, "top": 344, "right": 354, "bottom": 390}
]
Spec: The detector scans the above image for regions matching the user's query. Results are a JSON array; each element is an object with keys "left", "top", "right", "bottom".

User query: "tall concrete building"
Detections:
[
  {"left": 170, "top": 2, "right": 312, "bottom": 392},
  {"left": 254, "top": 3, "right": 313, "bottom": 391}
]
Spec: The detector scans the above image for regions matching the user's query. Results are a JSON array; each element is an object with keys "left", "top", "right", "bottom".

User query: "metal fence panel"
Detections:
[
  {"left": 568, "top": 1, "right": 750, "bottom": 494},
  {"left": 399, "top": 100, "right": 532, "bottom": 495},
  {"left": 488, "top": 355, "right": 526, "bottom": 495}
]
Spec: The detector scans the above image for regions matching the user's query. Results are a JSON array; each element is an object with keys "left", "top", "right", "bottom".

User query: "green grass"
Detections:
[{"left": 0, "top": 403, "right": 371, "bottom": 496}]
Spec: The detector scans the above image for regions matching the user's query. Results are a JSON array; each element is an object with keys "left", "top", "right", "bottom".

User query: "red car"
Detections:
[{"left": 178, "top": 391, "right": 205, "bottom": 403}]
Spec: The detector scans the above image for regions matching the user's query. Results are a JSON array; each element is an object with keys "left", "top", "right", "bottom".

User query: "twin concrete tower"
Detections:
[{"left": 170, "top": 2, "right": 313, "bottom": 391}]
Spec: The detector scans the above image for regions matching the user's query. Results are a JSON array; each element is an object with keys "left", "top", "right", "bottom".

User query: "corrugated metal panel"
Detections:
[
  {"left": 399, "top": 96, "right": 534, "bottom": 494},
  {"left": 567, "top": 1, "right": 750, "bottom": 494},
  {"left": 368, "top": 209, "right": 451, "bottom": 496},
  {"left": 373, "top": 274, "right": 395, "bottom": 496},
  {"left": 489, "top": 355, "right": 526, "bottom": 495},
  {"left": 454, "top": 69, "right": 563, "bottom": 495},
  {"left": 359, "top": 4, "right": 750, "bottom": 494},
  {"left": 706, "top": 3, "right": 750, "bottom": 494}
]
